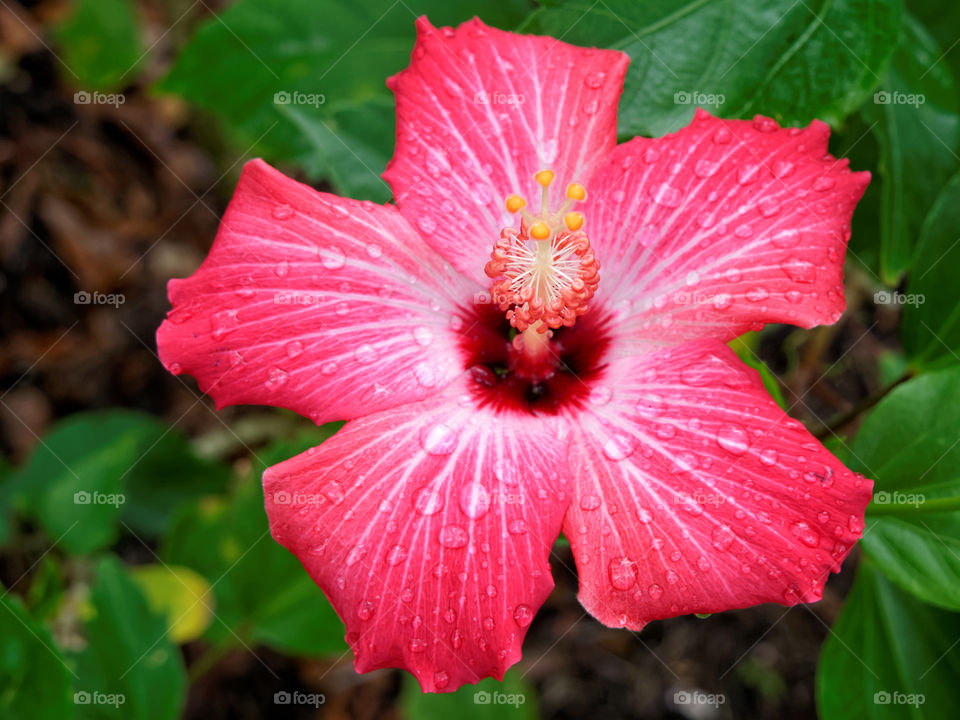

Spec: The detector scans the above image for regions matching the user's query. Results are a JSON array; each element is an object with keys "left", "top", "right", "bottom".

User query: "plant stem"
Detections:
[
  {"left": 812, "top": 370, "right": 913, "bottom": 440},
  {"left": 867, "top": 495, "right": 960, "bottom": 516}
]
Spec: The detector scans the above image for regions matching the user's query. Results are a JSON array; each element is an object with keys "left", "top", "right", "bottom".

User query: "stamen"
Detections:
[{"left": 485, "top": 169, "right": 600, "bottom": 334}]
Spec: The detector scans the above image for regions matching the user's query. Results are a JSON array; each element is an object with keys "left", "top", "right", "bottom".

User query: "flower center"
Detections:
[{"left": 484, "top": 170, "right": 600, "bottom": 339}]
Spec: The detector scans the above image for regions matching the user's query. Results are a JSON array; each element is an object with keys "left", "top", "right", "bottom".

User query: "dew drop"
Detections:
[
  {"left": 438, "top": 524, "right": 469, "bottom": 548},
  {"left": 588, "top": 385, "right": 613, "bottom": 405},
  {"left": 636, "top": 394, "right": 665, "bottom": 417},
  {"left": 434, "top": 671, "right": 450, "bottom": 689},
  {"left": 790, "top": 521, "right": 820, "bottom": 548},
  {"left": 746, "top": 287, "right": 770, "bottom": 302},
  {"left": 507, "top": 519, "right": 528, "bottom": 535},
  {"left": 458, "top": 482, "right": 491, "bottom": 519},
  {"left": 711, "top": 525, "right": 735, "bottom": 551},
  {"left": 408, "top": 638, "right": 428, "bottom": 653},
  {"left": 320, "top": 246, "right": 346, "bottom": 270},
  {"left": 602, "top": 433, "right": 636, "bottom": 461},
  {"left": 648, "top": 583, "right": 663, "bottom": 600},
  {"left": 386, "top": 544, "right": 408, "bottom": 566},
  {"left": 285, "top": 340, "right": 304, "bottom": 358},
  {"left": 417, "top": 216, "right": 437, "bottom": 234},
  {"left": 580, "top": 494, "right": 602, "bottom": 511},
  {"left": 759, "top": 448, "right": 778, "bottom": 466},
  {"left": 413, "top": 326, "right": 433, "bottom": 346},
  {"left": 272, "top": 203, "right": 294, "bottom": 220},
  {"left": 357, "top": 600, "right": 375, "bottom": 620},
  {"left": 608, "top": 557, "right": 637, "bottom": 590},
  {"left": 354, "top": 344, "right": 378, "bottom": 364},
  {"left": 513, "top": 604, "right": 533, "bottom": 627},
  {"left": 320, "top": 361, "right": 338, "bottom": 375},
  {"left": 420, "top": 422, "right": 459, "bottom": 455},
  {"left": 649, "top": 183, "right": 682, "bottom": 207},
  {"left": 584, "top": 71, "right": 606, "bottom": 89},
  {"left": 716, "top": 424, "right": 750, "bottom": 455},
  {"left": 782, "top": 258, "right": 817, "bottom": 284}
]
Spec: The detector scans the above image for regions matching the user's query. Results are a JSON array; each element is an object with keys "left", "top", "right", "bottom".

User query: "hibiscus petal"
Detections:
[
  {"left": 384, "top": 16, "right": 629, "bottom": 286},
  {"left": 157, "top": 159, "right": 477, "bottom": 424},
  {"left": 584, "top": 110, "right": 870, "bottom": 344},
  {"left": 564, "top": 339, "right": 872, "bottom": 628},
  {"left": 263, "top": 382, "right": 571, "bottom": 691}
]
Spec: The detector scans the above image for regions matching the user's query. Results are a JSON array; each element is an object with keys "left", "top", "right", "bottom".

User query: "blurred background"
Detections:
[{"left": 2, "top": 0, "right": 959, "bottom": 718}]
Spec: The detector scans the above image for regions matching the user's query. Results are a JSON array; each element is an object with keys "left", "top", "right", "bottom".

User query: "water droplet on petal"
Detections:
[
  {"left": 285, "top": 340, "right": 304, "bottom": 358},
  {"left": 507, "top": 519, "right": 528, "bottom": 535},
  {"left": 649, "top": 183, "right": 682, "bottom": 207},
  {"left": 584, "top": 71, "right": 606, "bottom": 89},
  {"left": 746, "top": 287, "right": 770, "bottom": 302},
  {"left": 438, "top": 524, "right": 469, "bottom": 548},
  {"left": 813, "top": 176, "right": 835, "bottom": 191},
  {"left": 759, "top": 448, "right": 778, "bottom": 466},
  {"left": 266, "top": 367, "right": 289, "bottom": 389},
  {"left": 580, "top": 494, "right": 602, "bottom": 511},
  {"left": 458, "top": 482, "right": 491, "bottom": 519},
  {"left": 272, "top": 203, "right": 294, "bottom": 220},
  {"left": 636, "top": 394, "right": 664, "bottom": 417},
  {"left": 386, "top": 545, "right": 408, "bottom": 566},
  {"left": 588, "top": 385, "right": 612, "bottom": 405},
  {"left": 320, "top": 246, "right": 345, "bottom": 270},
  {"left": 417, "top": 216, "right": 437, "bottom": 234},
  {"left": 408, "top": 638, "right": 428, "bottom": 653},
  {"left": 790, "top": 521, "right": 821, "bottom": 548},
  {"left": 608, "top": 557, "right": 637, "bottom": 590},
  {"left": 414, "top": 488, "right": 444, "bottom": 515},
  {"left": 716, "top": 424, "right": 750, "bottom": 455},
  {"left": 434, "top": 671, "right": 450, "bottom": 689},
  {"left": 513, "top": 604, "right": 533, "bottom": 627},
  {"left": 782, "top": 258, "right": 817, "bottom": 284},
  {"left": 712, "top": 525, "right": 735, "bottom": 551},
  {"left": 648, "top": 583, "right": 663, "bottom": 600},
  {"left": 357, "top": 600, "right": 375, "bottom": 620},
  {"left": 602, "top": 432, "right": 636, "bottom": 461},
  {"left": 354, "top": 344, "right": 378, "bottom": 364},
  {"left": 413, "top": 326, "right": 433, "bottom": 346},
  {"left": 758, "top": 197, "right": 781, "bottom": 217},
  {"left": 420, "top": 422, "right": 459, "bottom": 455}
]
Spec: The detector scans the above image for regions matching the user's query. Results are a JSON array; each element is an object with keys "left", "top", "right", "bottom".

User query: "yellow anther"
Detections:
[
  {"left": 535, "top": 169, "right": 555, "bottom": 188},
  {"left": 505, "top": 194, "right": 526, "bottom": 213},
  {"left": 566, "top": 183, "right": 586, "bottom": 201},
  {"left": 564, "top": 212, "right": 584, "bottom": 231},
  {"left": 530, "top": 222, "right": 551, "bottom": 240}
]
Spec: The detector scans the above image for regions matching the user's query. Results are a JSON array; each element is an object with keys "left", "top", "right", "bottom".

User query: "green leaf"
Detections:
[
  {"left": 72, "top": 556, "right": 186, "bottom": 720},
  {"left": 162, "top": 478, "right": 346, "bottom": 657},
  {"left": 129, "top": 564, "right": 214, "bottom": 644},
  {"left": 0, "top": 592, "right": 72, "bottom": 719},
  {"left": 53, "top": 0, "right": 144, "bottom": 91},
  {"left": 0, "top": 455, "right": 16, "bottom": 545},
  {"left": 850, "top": 367, "right": 960, "bottom": 610},
  {"left": 401, "top": 670, "right": 537, "bottom": 718},
  {"left": 524, "top": 0, "right": 901, "bottom": 137},
  {"left": 156, "top": 0, "right": 530, "bottom": 199},
  {"left": 817, "top": 559, "right": 960, "bottom": 720},
  {"left": 17, "top": 411, "right": 229, "bottom": 553},
  {"left": 901, "top": 173, "right": 960, "bottom": 369},
  {"left": 863, "top": 14, "right": 960, "bottom": 283}
]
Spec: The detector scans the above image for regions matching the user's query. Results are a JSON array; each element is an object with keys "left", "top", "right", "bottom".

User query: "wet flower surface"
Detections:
[{"left": 158, "top": 17, "right": 873, "bottom": 693}]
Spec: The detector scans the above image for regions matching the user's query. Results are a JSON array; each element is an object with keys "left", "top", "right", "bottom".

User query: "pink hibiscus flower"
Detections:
[{"left": 157, "top": 17, "right": 873, "bottom": 693}]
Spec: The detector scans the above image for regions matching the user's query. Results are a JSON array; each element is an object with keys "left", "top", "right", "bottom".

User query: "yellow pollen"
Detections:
[
  {"left": 530, "top": 221, "right": 551, "bottom": 240},
  {"left": 534, "top": 169, "right": 555, "bottom": 187},
  {"left": 564, "top": 212, "right": 584, "bottom": 231},
  {"left": 505, "top": 194, "right": 526, "bottom": 213},
  {"left": 566, "top": 183, "right": 586, "bottom": 201}
]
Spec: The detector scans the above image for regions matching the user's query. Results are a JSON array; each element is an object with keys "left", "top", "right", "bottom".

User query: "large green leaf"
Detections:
[
  {"left": 850, "top": 367, "right": 960, "bottom": 610},
  {"left": 401, "top": 670, "right": 537, "bottom": 719},
  {"left": 0, "top": 592, "right": 72, "bottom": 719},
  {"left": 901, "top": 173, "right": 960, "bottom": 369},
  {"left": 156, "top": 0, "right": 530, "bottom": 199},
  {"left": 817, "top": 559, "right": 960, "bottom": 720},
  {"left": 72, "top": 556, "right": 186, "bottom": 720},
  {"left": 54, "top": 0, "right": 144, "bottom": 91},
  {"left": 16, "top": 411, "right": 229, "bottom": 553},
  {"left": 524, "top": 0, "right": 901, "bottom": 137},
  {"left": 864, "top": 14, "right": 960, "bottom": 283},
  {"left": 161, "top": 476, "right": 346, "bottom": 657}
]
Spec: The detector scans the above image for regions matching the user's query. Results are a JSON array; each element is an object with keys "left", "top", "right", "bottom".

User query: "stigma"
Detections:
[{"left": 484, "top": 170, "right": 600, "bottom": 334}]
